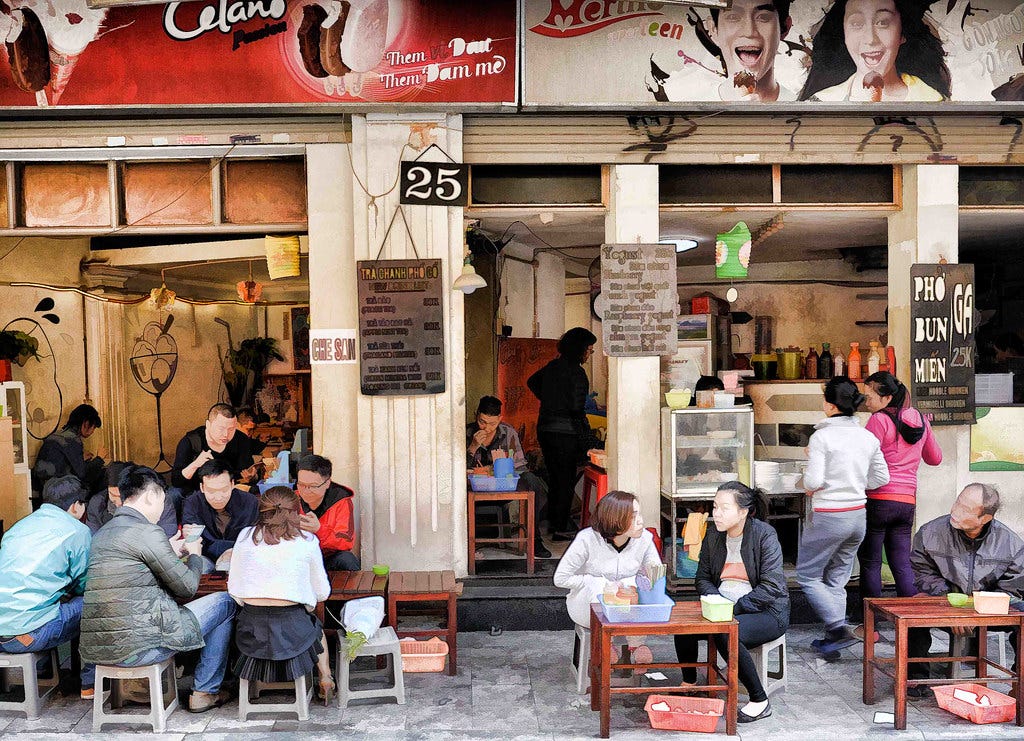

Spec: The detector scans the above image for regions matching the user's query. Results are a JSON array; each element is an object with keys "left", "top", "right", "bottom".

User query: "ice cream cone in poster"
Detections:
[
  {"left": 47, "top": 49, "right": 79, "bottom": 105},
  {"left": 32, "top": 0, "right": 107, "bottom": 105}
]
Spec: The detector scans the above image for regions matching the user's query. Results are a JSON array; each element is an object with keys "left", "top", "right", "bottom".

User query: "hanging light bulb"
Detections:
[
  {"left": 236, "top": 261, "right": 264, "bottom": 303},
  {"left": 150, "top": 270, "right": 176, "bottom": 310},
  {"left": 453, "top": 234, "right": 487, "bottom": 294}
]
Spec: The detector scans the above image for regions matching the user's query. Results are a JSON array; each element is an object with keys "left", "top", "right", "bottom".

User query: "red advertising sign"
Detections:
[{"left": 0, "top": 0, "right": 516, "bottom": 108}]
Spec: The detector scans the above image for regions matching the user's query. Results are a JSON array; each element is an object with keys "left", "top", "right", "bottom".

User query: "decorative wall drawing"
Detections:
[
  {"left": 4, "top": 297, "right": 62, "bottom": 440},
  {"left": 129, "top": 314, "right": 178, "bottom": 471}
]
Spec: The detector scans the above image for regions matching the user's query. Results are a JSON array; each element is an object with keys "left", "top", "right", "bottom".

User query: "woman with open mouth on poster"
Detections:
[{"left": 799, "top": 0, "right": 950, "bottom": 102}]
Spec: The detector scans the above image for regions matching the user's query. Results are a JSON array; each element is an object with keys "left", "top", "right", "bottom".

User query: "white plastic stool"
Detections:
[
  {"left": 951, "top": 631, "right": 1010, "bottom": 678},
  {"left": 93, "top": 657, "right": 178, "bottom": 732},
  {"left": 749, "top": 634, "right": 787, "bottom": 696},
  {"left": 336, "top": 626, "right": 405, "bottom": 708},
  {"left": 0, "top": 649, "right": 60, "bottom": 719},
  {"left": 238, "top": 675, "right": 313, "bottom": 720},
  {"left": 570, "top": 624, "right": 591, "bottom": 694}
]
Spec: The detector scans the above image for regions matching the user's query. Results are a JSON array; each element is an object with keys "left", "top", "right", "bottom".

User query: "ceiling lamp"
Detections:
[
  {"left": 265, "top": 235, "right": 301, "bottom": 279},
  {"left": 236, "top": 261, "right": 264, "bottom": 303},
  {"left": 660, "top": 238, "right": 698, "bottom": 253},
  {"left": 453, "top": 255, "right": 487, "bottom": 294},
  {"left": 149, "top": 282, "right": 176, "bottom": 311}
]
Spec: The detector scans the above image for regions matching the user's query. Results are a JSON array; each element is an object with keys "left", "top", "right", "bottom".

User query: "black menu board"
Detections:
[
  {"left": 910, "top": 263, "right": 975, "bottom": 425},
  {"left": 357, "top": 259, "right": 445, "bottom": 396}
]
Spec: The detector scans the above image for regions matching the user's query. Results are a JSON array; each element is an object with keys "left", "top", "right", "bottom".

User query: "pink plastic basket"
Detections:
[
  {"left": 932, "top": 683, "right": 1015, "bottom": 724},
  {"left": 644, "top": 694, "right": 724, "bottom": 733},
  {"left": 399, "top": 637, "right": 449, "bottom": 673}
]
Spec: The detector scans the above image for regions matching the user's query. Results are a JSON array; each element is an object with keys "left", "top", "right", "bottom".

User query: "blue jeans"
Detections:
[
  {"left": 325, "top": 550, "right": 360, "bottom": 571},
  {"left": 119, "top": 593, "right": 236, "bottom": 694},
  {"left": 0, "top": 597, "right": 95, "bottom": 687},
  {"left": 796, "top": 509, "right": 866, "bottom": 631}
]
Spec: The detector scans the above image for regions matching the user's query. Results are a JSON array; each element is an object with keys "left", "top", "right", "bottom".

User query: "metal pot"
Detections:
[{"left": 776, "top": 349, "right": 804, "bottom": 380}]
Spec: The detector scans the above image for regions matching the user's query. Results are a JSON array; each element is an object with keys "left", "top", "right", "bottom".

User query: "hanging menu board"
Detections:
[
  {"left": 600, "top": 243, "right": 678, "bottom": 357},
  {"left": 910, "top": 263, "right": 975, "bottom": 426},
  {"left": 357, "top": 259, "right": 445, "bottom": 396}
]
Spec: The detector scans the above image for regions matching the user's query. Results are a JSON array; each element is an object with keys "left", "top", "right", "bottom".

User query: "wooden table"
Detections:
[
  {"left": 387, "top": 570, "right": 463, "bottom": 675},
  {"left": 467, "top": 489, "right": 534, "bottom": 575},
  {"left": 863, "top": 596, "right": 1024, "bottom": 730},
  {"left": 589, "top": 602, "right": 738, "bottom": 738}
]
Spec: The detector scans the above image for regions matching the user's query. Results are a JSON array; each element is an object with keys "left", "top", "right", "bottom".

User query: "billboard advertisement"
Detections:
[
  {"left": 524, "top": 0, "right": 1024, "bottom": 105},
  {"left": 0, "top": 0, "right": 516, "bottom": 108}
]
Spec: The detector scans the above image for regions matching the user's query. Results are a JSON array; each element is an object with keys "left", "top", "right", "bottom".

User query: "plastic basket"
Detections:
[
  {"left": 932, "top": 683, "right": 1015, "bottom": 724},
  {"left": 598, "top": 592, "right": 675, "bottom": 623},
  {"left": 468, "top": 474, "right": 520, "bottom": 492},
  {"left": 644, "top": 694, "right": 724, "bottom": 732},
  {"left": 399, "top": 637, "right": 449, "bottom": 673}
]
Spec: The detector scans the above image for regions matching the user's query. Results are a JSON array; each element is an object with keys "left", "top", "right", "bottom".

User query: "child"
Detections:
[{"left": 797, "top": 377, "right": 889, "bottom": 660}]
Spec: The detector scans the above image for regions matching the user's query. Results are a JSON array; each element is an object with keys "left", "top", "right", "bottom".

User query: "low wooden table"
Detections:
[
  {"left": 589, "top": 602, "right": 738, "bottom": 738},
  {"left": 863, "top": 596, "right": 1024, "bottom": 730},
  {"left": 387, "top": 570, "right": 463, "bottom": 675},
  {"left": 467, "top": 489, "right": 534, "bottom": 575}
]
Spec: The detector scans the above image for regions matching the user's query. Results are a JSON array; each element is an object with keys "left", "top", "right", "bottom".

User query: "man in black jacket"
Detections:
[
  {"left": 907, "top": 483, "right": 1024, "bottom": 692},
  {"left": 170, "top": 404, "right": 258, "bottom": 500},
  {"left": 181, "top": 459, "right": 258, "bottom": 573}
]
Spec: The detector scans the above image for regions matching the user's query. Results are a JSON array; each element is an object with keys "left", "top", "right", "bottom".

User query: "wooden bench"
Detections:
[
  {"left": 467, "top": 489, "right": 534, "bottom": 575},
  {"left": 386, "top": 570, "right": 463, "bottom": 676}
]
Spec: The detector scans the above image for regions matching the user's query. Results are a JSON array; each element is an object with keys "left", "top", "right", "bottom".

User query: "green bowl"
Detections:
[
  {"left": 372, "top": 564, "right": 390, "bottom": 576},
  {"left": 947, "top": 593, "right": 972, "bottom": 608}
]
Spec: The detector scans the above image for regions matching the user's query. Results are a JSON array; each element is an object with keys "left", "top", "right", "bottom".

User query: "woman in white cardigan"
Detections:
[{"left": 554, "top": 491, "right": 662, "bottom": 664}]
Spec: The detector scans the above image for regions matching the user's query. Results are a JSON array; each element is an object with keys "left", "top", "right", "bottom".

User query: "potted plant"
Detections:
[
  {"left": 221, "top": 337, "right": 285, "bottom": 409},
  {"left": 0, "top": 329, "right": 40, "bottom": 382}
]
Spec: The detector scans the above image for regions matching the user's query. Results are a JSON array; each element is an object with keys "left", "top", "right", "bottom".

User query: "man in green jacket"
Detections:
[{"left": 80, "top": 465, "right": 237, "bottom": 713}]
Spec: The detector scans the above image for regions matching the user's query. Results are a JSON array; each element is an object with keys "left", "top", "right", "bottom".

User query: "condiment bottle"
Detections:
[
  {"left": 867, "top": 341, "right": 881, "bottom": 376},
  {"left": 886, "top": 346, "right": 897, "bottom": 378},
  {"left": 848, "top": 342, "right": 862, "bottom": 380},
  {"left": 833, "top": 347, "right": 845, "bottom": 377},
  {"left": 818, "top": 342, "right": 834, "bottom": 379},
  {"left": 805, "top": 345, "right": 819, "bottom": 380}
]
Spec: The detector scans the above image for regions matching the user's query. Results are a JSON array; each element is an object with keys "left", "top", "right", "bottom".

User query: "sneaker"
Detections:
[
  {"left": 534, "top": 540, "right": 552, "bottom": 559},
  {"left": 907, "top": 684, "right": 931, "bottom": 699},
  {"left": 188, "top": 688, "right": 231, "bottom": 713},
  {"left": 818, "top": 626, "right": 859, "bottom": 654},
  {"left": 80, "top": 686, "right": 95, "bottom": 700}
]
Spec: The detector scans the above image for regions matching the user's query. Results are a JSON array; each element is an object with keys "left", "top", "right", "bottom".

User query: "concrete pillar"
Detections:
[
  {"left": 306, "top": 143, "right": 361, "bottom": 546},
  {"left": 604, "top": 165, "right": 661, "bottom": 527},
  {"left": 888, "top": 164, "right": 962, "bottom": 527},
  {"left": 349, "top": 113, "right": 467, "bottom": 573},
  {"left": 536, "top": 252, "right": 566, "bottom": 339}
]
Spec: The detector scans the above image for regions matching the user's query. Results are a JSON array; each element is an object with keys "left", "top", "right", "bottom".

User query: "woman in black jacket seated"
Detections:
[{"left": 675, "top": 481, "right": 789, "bottom": 723}]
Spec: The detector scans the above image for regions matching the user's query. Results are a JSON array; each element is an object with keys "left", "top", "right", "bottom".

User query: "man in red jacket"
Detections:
[{"left": 296, "top": 454, "right": 359, "bottom": 571}]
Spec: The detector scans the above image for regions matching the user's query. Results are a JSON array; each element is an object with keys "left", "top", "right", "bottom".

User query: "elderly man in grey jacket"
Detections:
[
  {"left": 80, "top": 465, "right": 237, "bottom": 713},
  {"left": 907, "top": 483, "right": 1024, "bottom": 693}
]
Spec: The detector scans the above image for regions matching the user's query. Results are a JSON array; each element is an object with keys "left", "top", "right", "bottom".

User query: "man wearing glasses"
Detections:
[{"left": 295, "top": 454, "right": 359, "bottom": 571}]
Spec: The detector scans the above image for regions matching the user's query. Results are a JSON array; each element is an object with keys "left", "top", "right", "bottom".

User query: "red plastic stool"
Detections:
[{"left": 580, "top": 464, "right": 608, "bottom": 528}]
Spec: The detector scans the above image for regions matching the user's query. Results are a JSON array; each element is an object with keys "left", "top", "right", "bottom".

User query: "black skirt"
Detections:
[{"left": 233, "top": 603, "right": 323, "bottom": 682}]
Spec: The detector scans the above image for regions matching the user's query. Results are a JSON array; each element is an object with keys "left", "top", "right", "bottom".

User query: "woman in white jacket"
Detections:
[
  {"left": 797, "top": 377, "right": 890, "bottom": 660},
  {"left": 554, "top": 491, "right": 662, "bottom": 666}
]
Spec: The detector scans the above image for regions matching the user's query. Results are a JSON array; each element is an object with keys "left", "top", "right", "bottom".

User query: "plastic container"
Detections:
[
  {"left": 947, "top": 592, "right": 972, "bottom": 608},
  {"left": 637, "top": 577, "right": 667, "bottom": 605},
  {"left": 372, "top": 564, "right": 390, "bottom": 576},
  {"left": 598, "top": 592, "right": 675, "bottom": 623},
  {"left": 644, "top": 694, "right": 724, "bottom": 733},
  {"left": 468, "top": 474, "right": 520, "bottom": 492},
  {"left": 492, "top": 457, "right": 515, "bottom": 478},
  {"left": 399, "top": 637, "right": 449, "bottom": 673},
  {"left": 700, "top": 595, "right": 734, "bottom": 622},
  {"left": 665, "top": 390, "right": 692, "bottom": 409},
  {"left": 973, "top": 591, "right": 1011, "bottom": 615},
  {"left": 932, "top": 683, "right": 1015, "bottom": 724},
  {"left": 713, "top": 392, "right": 734, "bottom": 408}
]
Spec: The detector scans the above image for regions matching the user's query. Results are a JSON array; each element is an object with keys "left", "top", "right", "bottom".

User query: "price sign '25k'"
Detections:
[{"left": 400, "top": 161, "right": 469, "bottom": 206}]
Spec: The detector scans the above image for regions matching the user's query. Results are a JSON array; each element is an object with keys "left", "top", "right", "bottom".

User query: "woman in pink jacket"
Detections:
[{"left": 858, "top": 372, "right": 942, "bottom": 600}]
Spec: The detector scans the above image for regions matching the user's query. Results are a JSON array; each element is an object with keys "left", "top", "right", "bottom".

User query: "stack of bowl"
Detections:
[{"left": 753, "top": 460, "right": 781, "bottom": 492}]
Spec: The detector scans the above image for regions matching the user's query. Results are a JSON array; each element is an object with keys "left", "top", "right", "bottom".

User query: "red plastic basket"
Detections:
[
  {"left": 644, "top": 694, "right": 724, "bottom": 733},
  {"left": 932, "top": 683, "right": 1015, "bottom": 724}
]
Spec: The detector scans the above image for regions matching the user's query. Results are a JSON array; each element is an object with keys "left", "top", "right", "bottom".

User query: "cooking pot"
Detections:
[{"left": 776, "top": 348, "right": 804, "bottom": 380}]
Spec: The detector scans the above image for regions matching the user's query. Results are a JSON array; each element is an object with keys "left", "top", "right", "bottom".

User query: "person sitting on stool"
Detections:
[
  {"left": 467, "top": 395, "right": 550, "bottom": 558},
  {"left": 295, "top": 454, "right": 360, "bottom": 571},
  {"left": 907, "top": 483, "right": 1024, "bottom": 696},
  {"left": 182, "top": 459, "right": 258, "bottom": 574}
]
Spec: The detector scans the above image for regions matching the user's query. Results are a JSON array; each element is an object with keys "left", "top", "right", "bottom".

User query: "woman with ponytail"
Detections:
[
  {"left": 858, "top": 372, "right": 942, "bottom": 602},
  {"left": 797, "top": 377, "right": 889, "bottom": 660},
  {"left": 228, "top": 486, "right": 335, "bottom": 704},
  {"left": 674, "top": 482, "right": 788, "bottom": 723}
]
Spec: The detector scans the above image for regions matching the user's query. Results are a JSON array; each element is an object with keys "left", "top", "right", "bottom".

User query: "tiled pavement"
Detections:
[{"left": 0, "top": 626, "right": 1021, "bottom": 739}]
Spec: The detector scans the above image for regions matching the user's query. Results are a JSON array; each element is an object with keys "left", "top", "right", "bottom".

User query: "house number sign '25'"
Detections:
[{"left": 400, "top": 161, "right": 469, "bottom": 207}]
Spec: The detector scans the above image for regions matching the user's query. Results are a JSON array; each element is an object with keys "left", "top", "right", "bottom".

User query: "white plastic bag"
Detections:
[{"left": 341, "top": 596, "right": 385, "bottom": 661}]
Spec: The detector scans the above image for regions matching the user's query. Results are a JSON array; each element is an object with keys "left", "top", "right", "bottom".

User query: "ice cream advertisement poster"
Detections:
[
  {"left": 0, "top": 0, "right": 516, "bottom": 108},
  {"left": 971, "top": 406, "right": 1024, "bottom": 471},
  {"left": 524, "top": 0, "right": 1024, "bottom": 105}
]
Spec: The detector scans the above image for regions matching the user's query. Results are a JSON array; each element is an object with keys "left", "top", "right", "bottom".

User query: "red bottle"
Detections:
[
  {"left": 848, "top": 342, "right": 862, "bottom": 381},
  {"left": 886, "top": 346, "right": 897, "bottom": 378}
]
